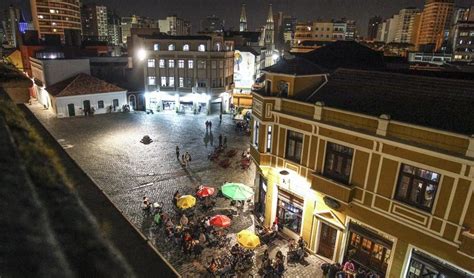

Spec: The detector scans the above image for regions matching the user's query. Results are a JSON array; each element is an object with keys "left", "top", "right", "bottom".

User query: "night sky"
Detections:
[{"left": 2, "top": 0, "right": 474, "bottom": 35}]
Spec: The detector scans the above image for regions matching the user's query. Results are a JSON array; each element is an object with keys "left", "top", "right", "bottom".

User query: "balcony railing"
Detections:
[{"left": 312, "top": 174, "right": 355, "bottom": 203}]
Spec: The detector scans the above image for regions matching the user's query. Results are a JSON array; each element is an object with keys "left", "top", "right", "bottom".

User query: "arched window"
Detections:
[
  {"left": 183, "top": 44, "right": 190, "bottom": 51},
  {"left": 153, "top": 43, "right": 159, "bottom": 51},
  {"left": 198, "top": 44, "right": 206, "bottom": 52},
  {"left": 168, "top": 44, "right": 175, "bottom": 51},
  {"left": 215, "top": 43, "right": 221, "bottom": 51}
]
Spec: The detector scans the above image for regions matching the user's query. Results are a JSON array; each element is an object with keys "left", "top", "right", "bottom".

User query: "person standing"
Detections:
[
  {"left": 219, "top": 113, "right": 222, "bottom": 124},
  {"left": 209, "top": 121, "right": 212, "bottom": 129},
  {"left": 176, "top": 145, "right": 180, "bottom": 160},
  {"left": 218, "top": 134, "right": 223, "bottom": 147},
  {"left": 205, "top": 120, "right": 209, "bottom": 130},
  {"left": 185, "top": 151, "right": 191, "bottom": 165}
]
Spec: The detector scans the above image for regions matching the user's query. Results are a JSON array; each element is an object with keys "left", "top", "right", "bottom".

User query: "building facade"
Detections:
[
  {"left": 107, "top": 11, "right": 121, "bottom": 46},
  {"left": 417, "top": 0, "right": 455, "bottom": 51},
  {"left": 131, "top": 34, "right": 234, "bottom": 114},
  {"left": 158, "top": 15, "right": 191, "bottom": 36},
  {"left": 81, "top": 4, "right": 108, "bottom": 42},
  {"left": 394, "top": 8, "right": 421, "bottom": 44},
  {"left": 367, "top": 16, "right": 382, "bottom": 40},
  {"left": 30, "top": 0, "right": 82, "bottom": 41},
  {"left": 1, "top": 5, "right": 20, "bottom": 48},
  {"left": 250, "top": 62, "right": 474, "bottom": 277},
  {"left": 452, "top": 21, "right": 474, "bottom": 61}
]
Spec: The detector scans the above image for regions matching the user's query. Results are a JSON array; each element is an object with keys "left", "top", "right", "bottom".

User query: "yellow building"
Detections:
[
  {"left": 250, "top": 58, "right": 474, "bottom": 277},
  {"left": 416, "top": 0, "right": 454, "bottom": 51}
]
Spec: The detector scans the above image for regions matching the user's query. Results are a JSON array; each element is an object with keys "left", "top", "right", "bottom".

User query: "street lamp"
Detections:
[{"left": 137, "top": 48, "right": 146, "bottom": 61}]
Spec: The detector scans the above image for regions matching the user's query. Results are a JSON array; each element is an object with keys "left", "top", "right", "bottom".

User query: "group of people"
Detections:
[
  {"left": 287, "top": 237, "right": 307, "bottom": 263},
  {"left": 260, "top": 249, "right": 285, "bottom": 277},
  {"left": 208, "top": 244, "right": 255, "bottom": 276},
  {"left": 175, "top": 146, "right": 192, "bottom": 167},
  {"left": 322, "top": 260, "right": 381, "bottom": 278},
  {"left": 205, "top": 120, "right": 213, "bottom": 130}
]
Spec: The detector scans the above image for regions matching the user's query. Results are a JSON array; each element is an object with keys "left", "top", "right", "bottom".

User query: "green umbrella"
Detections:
[
  {"left": 221, "top": 183, "right": 254, "bottom": 201},
  {"left": 154, "top": 213, "right": 161, "bottom": 224}
]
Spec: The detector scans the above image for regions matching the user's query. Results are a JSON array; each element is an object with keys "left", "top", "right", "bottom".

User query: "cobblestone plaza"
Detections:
[{"left": 30, "top": 104, "right": 324, "bottom": 277}]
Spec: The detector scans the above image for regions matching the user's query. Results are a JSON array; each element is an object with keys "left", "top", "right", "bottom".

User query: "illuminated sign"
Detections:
[{"left": 234, "top": 50, "right": 255, "bottom": 92}]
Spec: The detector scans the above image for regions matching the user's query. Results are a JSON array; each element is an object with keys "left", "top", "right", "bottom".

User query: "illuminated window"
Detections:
[
  {"left": 179, "top": 77, "right": 184, "bottom": 87},
  {"left": 147, "top": 76, "right": 156, "bottom": 85},
  {"left": 198, "top": 44, "right": 206, "bottom": 52},
  {"left": 38, "top": 15, "right": 44, "bottom": 19},
  {"left": 147, "top": 59, "right": 155, "bottom": 68},
  {"left": 153, "top": 43, "right": 160, "bottom": 51},
  {"left": 169, "top": 77, "right": 175, "bottom": 87},
  {"left": 395, "top": 164, "right": 439, "bottom": 211},
  {"left": 159, "top": 59, "right": 165, "bottom": 68},
  {"left": 183, "top": 44, "right": 189, "bottom": 51},
  {"left": 178, "top": 60, "right": 184, "bottom": 68},
  {"left": 266, "top": 125, "right": 272, "bottom": 152},
  {"left": 161, "top": 76, "right": 166, "bottom": 86},
  {"left": 168, "top": 60, "right": 174, "bottom": 68},
  {"left": 188, "top": 60, "right": 194, "bottom": 69},
  {"left": 50, "top": 9, "right": 55, "bottom": 13},
  {"left": 168, "top": 44, "right": 175, "bottom": 51}
]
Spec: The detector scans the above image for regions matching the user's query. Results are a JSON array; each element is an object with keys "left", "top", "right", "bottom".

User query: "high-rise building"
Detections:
[
  {"left": 367, "top": 16, "right": 382, "bottom": 40},
  {"left": 452, "top": 21, "right": 474, "bottom": 61},
  {"left": 343, "top": 19, "right": 357, "bottom": 40},
  {"left": 394, "top": 8, "right": 420, "bottom": 44},
  {"left": 158, "top": 15, "right": 190, "bottom": 36},
  {"left": 30, "top": 0, "right": 82, "bottom": 42},
  {"left": 107, "top": 11, "right": 121, "bottom": 46},
  {"left": 416, "top": 0, "right": 455, "bottom": 51},
  {"left": 239, "top": 4, "right": 247, "bottom": 32},
  {"left": 200, "top": 15, "right": 224, "bottom": 33},
  {"left": 120, "top": 15, "right": 139, "bottom": 44},
  {"left": 1, "top": 5, "right": 20, "bottom": 47},
  {"left": 264, "top": 4, "right": 274, "bottom": 47},
  {"left": 282, "top": 16, "right": 297, "bottom": 45},
  {"left": 81, "top": 4, "right": 108, "bottom": 41}
]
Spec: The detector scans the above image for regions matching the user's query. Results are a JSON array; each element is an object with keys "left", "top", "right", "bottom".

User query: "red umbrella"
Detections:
[
  {"left": 197, "top": 186, "right": 215, "bottom": 198},
  {"left": 210, "top": 215, "right": 231, "bottom": 228}
]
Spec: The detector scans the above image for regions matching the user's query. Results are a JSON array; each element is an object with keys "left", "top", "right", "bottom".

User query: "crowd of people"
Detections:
[
  {"left": 208, "top": 244, "right": 255, "bottom": 276},
  {"left": 321, "top": 260, "right": 382, "bottom": 278}
]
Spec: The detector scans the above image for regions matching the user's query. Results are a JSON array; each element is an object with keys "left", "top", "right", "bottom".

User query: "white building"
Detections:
[{"left": 42, "top": 73, "right": 127, "bottom": 117}]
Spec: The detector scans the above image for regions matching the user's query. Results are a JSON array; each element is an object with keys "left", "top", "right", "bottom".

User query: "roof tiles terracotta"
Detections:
[{"left": 46, "top": 73, "right": 125, "bottom": 97}]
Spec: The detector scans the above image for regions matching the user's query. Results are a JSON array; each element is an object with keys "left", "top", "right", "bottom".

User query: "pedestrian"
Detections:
[
  {"left": 219, "top": 113, "right": 222, "bottom": 123},
  {"left": 181, "top": 154, "right": 186, "bottom": 166},
  {"left": 205, "top": 120, "right": 209, "bottom": 130},
  {"left": 185, "top": 151, "right": 191, "bottom": 165},
  {"left": 180, "top": 214, "right": 189, "bottom": 226},
  {"left": 223, "top": 136, "right": 227, "bottom": 147},
  {"left": 176, "top": 145, "right": 180, "bottom": 160},
  {"left": 209, "top": 121, "right": 212, "bottom": 129},
  {"left": 218, "top": 134, "right": 223, "bottom": 147}
]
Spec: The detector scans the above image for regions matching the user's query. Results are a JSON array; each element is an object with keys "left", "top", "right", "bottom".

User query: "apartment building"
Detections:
[
  {"left": 81, "top": 4, "right": 108, "bottom": 41},
  {"left": 417, "top": 0, "right": 455, "bottom": 51},
  {"left": 131, "top": 33, "right": 234, "bottom": 114},
  {"left": 250, "top": 57, "right": 474, "bottom": 277},
  {"left": 30, "top": 0, "right": 82, "bottom": 41}
]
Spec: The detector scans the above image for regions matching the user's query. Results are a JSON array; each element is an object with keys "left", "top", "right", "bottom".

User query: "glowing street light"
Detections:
[{"left": 137, "top": 48, "right": 146, "bottom": 61}]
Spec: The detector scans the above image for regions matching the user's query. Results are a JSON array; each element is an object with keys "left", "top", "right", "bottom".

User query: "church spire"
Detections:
[
  {"left": 266, "top": 4, "right": 274, "bottom": 23},
  {"left": 239, "top": 3, "right": 247, "bottom": 31}
]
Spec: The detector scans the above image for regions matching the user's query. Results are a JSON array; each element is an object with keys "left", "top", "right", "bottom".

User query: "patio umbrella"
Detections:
[
  {"left": 197, "top": 186, "right": 215, "bottom": 198},
  {"left": 209, "top": 214, "right": 231, "bottom": 228},
  {"left": 154, "top": 213, "right": 161, "bottom": 224},
  {"left": 221, "top": 183, "right": 254, "bottom": 201},
  {"left": 237, "top": 229, "right": 260, "bottom": 249},
  {"left": 177, "top": 195, "right": 196, "bottom": 209}
]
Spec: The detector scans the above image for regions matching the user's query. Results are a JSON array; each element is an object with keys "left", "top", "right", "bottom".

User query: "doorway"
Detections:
[
  {"left": 67, "top": 103, "right": 75, "bottom": 117},
  {"left": 317, "top": 222, "right": 338, "bottom": 259},
  {"left": 129, "top": 95, "right": 136, "bottom": 110},
  {"left": 83, "top": 100, "right": 91, "bottom": 110}
]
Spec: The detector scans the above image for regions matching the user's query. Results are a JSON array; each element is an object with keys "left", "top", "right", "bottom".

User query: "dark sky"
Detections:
[{"left": 2, "top": 0, "right": 474, "bottom": 35}]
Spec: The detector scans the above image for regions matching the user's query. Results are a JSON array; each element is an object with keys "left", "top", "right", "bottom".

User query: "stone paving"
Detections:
[{"left": 29, "top": 102, "right": 325, "bottom": 277}]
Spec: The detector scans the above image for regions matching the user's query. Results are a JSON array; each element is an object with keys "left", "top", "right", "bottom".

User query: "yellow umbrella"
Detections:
[
  {"left": 237, "top": 229, "right": 260, "bottom": 249},
  {"left": 177, "top": 195, "right": 196, "bottom": 209}
]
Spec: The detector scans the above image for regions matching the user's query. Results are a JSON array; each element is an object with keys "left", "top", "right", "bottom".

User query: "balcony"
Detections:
[{"left": 311, "top": 174, "right": 355, "bottom": 203}]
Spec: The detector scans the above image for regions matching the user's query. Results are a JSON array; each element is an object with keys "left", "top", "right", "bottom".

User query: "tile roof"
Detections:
[
  {"left": 138, "top": 33, "right": 211, "bottom": 40},
  {"left": 297, "top": 41, "right": 386, "bottom": 71},
  {"left": 46, "top": 73, "right": 125, "bottom": 97},
  {"left": 262, "top": 56, "right": 328, "bottom": 75},
  {"left": 308, "top": 68, "right": 474, "bottom": 135}
]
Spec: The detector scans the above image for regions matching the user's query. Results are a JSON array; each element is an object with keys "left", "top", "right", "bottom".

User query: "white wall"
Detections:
[
  {"left": 30, "top": 58, "right": 91, "bottom": 86},
  {"left": 54, "top": 91, "right": 127, "bottom": 118}
]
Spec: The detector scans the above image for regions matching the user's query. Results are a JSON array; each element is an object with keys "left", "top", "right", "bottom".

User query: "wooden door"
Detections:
[
  {"left": 67, "top": 104, "right": 75, "bottom": 117},
  {"left": 317, "top": 222, "right": 338, "bottom": 259}
]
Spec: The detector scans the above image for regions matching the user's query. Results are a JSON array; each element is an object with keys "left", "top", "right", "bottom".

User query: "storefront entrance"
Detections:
[
  {"left": 344, "top": 222, "right": 393, "bottom": 276},
  {"left": 162, "top": 100, "right": 175, "bottom": 110},
  {"left": 317, "top": 223, "right": 338, "bottom": 259},
  {"left": 406, "top": 249, "right": 471, "bottom": 278},
  {"left": 277, "top": 189, "right": 303, "bottom": 236}
]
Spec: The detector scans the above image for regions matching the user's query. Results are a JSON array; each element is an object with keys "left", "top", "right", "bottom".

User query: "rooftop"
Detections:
[
  {"left": 297, "top": 41, "right": 386, "bottom": 71},
  {"left": 47, "top": 74, "right": 125, "bottom": 97},
  {"left": 138, "top": 33, "right": 212, "bottom": 40},
  {"left": 308, "top": 68, "right": 474, "bottom": 135},
  {"left": 262, "top": 56, "right": 327, "bottom": 75}
]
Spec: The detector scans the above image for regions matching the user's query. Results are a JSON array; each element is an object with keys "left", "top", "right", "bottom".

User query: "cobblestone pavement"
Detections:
[{"left": 29, "top": 102, "right": 325, "bottom": 277}]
